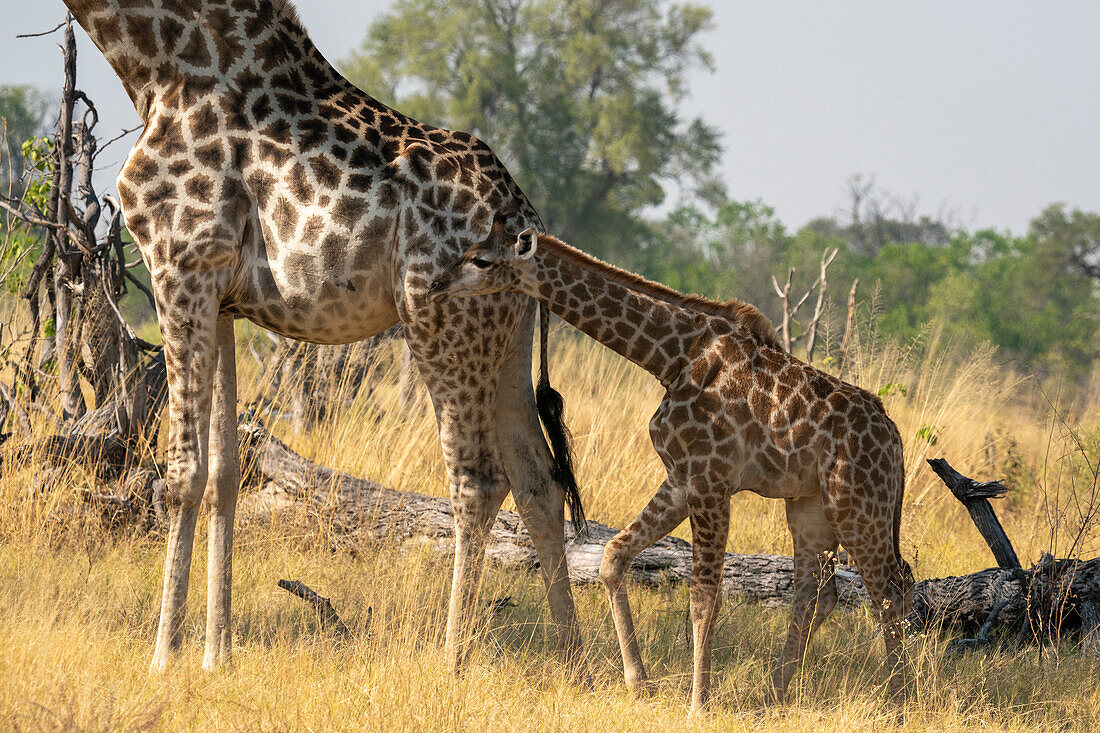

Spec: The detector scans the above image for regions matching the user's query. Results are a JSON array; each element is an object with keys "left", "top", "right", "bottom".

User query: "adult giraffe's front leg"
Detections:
[
  {"left": 149, "top": 264, "right": 230, "bottom": 673},
  {"left": 202, "top": 313, "right": 240, "bottom": 670}
]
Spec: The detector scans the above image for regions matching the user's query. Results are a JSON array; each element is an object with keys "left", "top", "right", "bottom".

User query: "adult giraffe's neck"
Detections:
[
  {"left": 62, "top": 1, "right": 336, "bottom": 121},
  {"left": 517, "top": 236, "right": 709, "bottom": 386}
]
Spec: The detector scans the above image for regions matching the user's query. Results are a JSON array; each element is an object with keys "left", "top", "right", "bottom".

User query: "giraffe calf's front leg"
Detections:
[
  {"left": 687, "top": 495, "right": 730, "bottom": 714},
  {"left": 599, "top": 480, "right": 689, "bottom": 695},
  {"left": 599, "top": 542, "right": 650, "bottom": 695}
]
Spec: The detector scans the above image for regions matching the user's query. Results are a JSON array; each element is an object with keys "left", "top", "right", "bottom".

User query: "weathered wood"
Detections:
[
  {"left": 20, "top": 414, "right": 1099, "bottom": 646},
  {"left": 1080, "top": 594, "right": 1100, "bottom": 655},
  {"left": 54, "top": 16, "right": 86, "bottom": 422},
  {"left": 277, "top": 579, "right": 350, "bottom": 638},
  {"left": 836, "top": 277, "right": 859, "bottom": 378},
  {"left": 927, "top": 458, "right": 1021, "bottom": 570},
  {"left": 944, "top": 598, "right": 1013, "bottom": 655},
  {"left": 236, "top": 419, "right": 1100, "bottom": 638},
  {"left": 235, "top": 419, "right": 866, "bottom": 605}
]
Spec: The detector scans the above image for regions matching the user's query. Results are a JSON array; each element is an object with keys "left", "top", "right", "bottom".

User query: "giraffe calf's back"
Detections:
[{"left": 653, "top": 322, "right": 904, "bottom": 504}]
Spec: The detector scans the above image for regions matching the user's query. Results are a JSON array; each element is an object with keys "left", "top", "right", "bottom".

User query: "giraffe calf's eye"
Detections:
[{"left": 471, "top": 258, "right": 493, "bottom": 269}]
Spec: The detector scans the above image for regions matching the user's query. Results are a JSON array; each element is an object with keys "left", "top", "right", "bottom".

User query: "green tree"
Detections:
[
  {"left": 1030, "top": 203, "right": 1100, "bottom": 284},
  {"left": 928, "top": 227, "right": 1099, "bottom": 380},
  {"left": 638, "top": 199, "right": 791, "bottom": 311},
  {"left": 341, "top": 0, "right": 722, "bottom": 259},
  {"left": 0, "top": 85, "right": 49, "bottom": 197}
]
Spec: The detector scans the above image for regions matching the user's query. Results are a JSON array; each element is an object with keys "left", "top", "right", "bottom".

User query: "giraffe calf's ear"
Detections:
[{"left": 515, "top": 228, "right": 538, "bottom": 260}]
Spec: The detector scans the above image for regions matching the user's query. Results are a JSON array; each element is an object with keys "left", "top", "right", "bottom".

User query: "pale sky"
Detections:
[{"left": 2, "top": 0, "right": 1097, "bottom": 235}]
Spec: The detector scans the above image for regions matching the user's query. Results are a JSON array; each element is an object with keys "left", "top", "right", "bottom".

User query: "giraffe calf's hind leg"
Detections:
[
  {"left": 769, "top": 495, "right": 839, "bottom": 703},
  {"left": 826, "top": 506, "right": 912, "bottom": 701}
]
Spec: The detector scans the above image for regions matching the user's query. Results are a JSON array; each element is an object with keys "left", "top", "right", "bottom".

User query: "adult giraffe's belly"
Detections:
[{"left": 224, "top": 210, "right": 401, "bottom": 344}]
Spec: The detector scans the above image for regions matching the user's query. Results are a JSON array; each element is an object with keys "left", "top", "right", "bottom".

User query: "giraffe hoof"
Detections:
[
  {"left": 148, "top": 652, "right": 170, "bottom": 675},
  {"left": 626, "top": 676, "right": 654, "bottom": 698}
]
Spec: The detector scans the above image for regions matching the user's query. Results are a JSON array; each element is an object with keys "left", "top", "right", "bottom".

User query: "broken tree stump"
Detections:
[
  {"left": 927, "top": 458, "right": 1021, "bottom": 570},
  {"left": 926, "top": 458, "right": 1100, "bottom": 651}
]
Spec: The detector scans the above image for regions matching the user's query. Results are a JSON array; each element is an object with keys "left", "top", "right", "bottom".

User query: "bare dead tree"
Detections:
[
  {"left": 836, "top": 278, "right": 859, "bottom": 378},
  {"left": 802, "top": 248, "right": 838, "bottom": 363},
  {"left": 771, "top": 248, "right": 838, "bottom": 359},
  {"left": 53, "top": 17, "right": 84, "bottom": 422},
  {"left": 770, "top": 268, "right": 811, "bottom": 354},
  {"left": 1, "top": 15, "right": 164, "bottom": 493}
]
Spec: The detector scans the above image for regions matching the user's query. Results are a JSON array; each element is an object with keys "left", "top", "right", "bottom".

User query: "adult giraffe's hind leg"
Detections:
[
  {"left": 149, "top": 269, "right": 225, "bottom": 673},
  {"left": 203, "top": 313, "right": 240, "bottom": 670},
  {"left": 769, "top": 495, "right": 840, "bottom": 703},
  {"left": 404, "top": 295, "right": 517, "bottom": 673},
  {"left": 496, "top": 301, "right": 582, "bottom": 666}
]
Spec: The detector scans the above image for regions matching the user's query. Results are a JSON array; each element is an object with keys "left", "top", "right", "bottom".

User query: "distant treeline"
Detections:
[{"left": 625, "top": 197, "right": 1099, "bottom": 384}]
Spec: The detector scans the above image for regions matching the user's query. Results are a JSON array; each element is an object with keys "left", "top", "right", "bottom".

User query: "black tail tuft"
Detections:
[{"left": 536, "top": 304, "right": 586, "bottom": 536}]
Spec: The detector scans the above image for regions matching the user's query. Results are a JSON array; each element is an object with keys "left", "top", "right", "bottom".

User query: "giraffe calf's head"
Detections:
[{"left": 429, "top": 224, "right": 538, "bottom": 301}]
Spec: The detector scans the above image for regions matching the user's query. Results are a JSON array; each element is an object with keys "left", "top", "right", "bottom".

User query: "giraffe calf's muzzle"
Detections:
[{"left": 427, "top": 279, "right": 448, "bottom": 301}]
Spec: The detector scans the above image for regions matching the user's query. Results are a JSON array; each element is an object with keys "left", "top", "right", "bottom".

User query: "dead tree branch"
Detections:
[
  {"left": 771, "top": 248, "right": 837, "bottom": 360},
  {"left": 277, "top": 579, "right": 351, "bottom": 638},
  {"left": 928, "top": 458, "right": 1021, "bottom": 570},
  {"left": 770, "top": 268, "right": 812, "bottom": 353},
  {"left": 836, "top": 278, "right": 859, "bottom": 377},
  {"left": 803, "top": 247, "right": 838, "bottom": 363}
]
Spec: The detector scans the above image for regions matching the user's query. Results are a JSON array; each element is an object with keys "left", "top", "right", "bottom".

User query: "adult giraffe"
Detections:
[{"left": 59, "top": 0, "right": 584, "bottom": 672}]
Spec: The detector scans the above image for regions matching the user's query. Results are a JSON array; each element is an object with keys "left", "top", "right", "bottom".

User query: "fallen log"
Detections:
[
  {"left": 20, "top": 412, "right": 1094, "bottom": 645},
  {"left": 234, "top": 419, "right": 1100, "bottom": 639}
]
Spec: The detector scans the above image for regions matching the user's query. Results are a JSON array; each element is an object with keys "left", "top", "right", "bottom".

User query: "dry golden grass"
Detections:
[{"left": 1, "top": 318, "right": 1099, "bottom": 730}]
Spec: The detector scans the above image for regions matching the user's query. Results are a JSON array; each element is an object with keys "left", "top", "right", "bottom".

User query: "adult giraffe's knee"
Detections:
[{"left": 164, "top": 458, "right": 208, "bottom": 514}]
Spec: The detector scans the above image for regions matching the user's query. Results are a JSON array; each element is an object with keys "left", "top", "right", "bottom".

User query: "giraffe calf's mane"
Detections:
[
  {"left": 268, "top": 0, "right": 305, "bottom": 31},
  {"left": 535, "top": 234, "right": 782, "bottom": 350}
]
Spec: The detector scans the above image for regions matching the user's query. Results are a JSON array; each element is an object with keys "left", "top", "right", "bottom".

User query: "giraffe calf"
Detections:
[{"left": 431, "top": 224, "right": 914, "bottom": 711}]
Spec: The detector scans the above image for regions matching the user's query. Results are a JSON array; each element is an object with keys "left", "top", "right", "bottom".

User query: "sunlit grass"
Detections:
[{"left": 1, "top": 317, "right": 1099, "bottom": 730}]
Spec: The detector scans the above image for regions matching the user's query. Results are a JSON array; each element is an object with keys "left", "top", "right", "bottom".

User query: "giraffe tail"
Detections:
[
  {"left": 892, "top": 485, "right": 915, "bottom": 606},
  {"left": 535, "top": 302, "right": 587, "bottom": 537}
]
